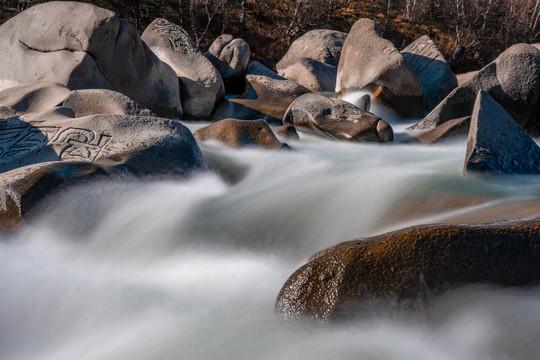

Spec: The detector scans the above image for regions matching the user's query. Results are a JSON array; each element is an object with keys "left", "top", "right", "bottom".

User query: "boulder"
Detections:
[
  {"left": 464, "top": 90, "right": 540, "bottom": 174},
  {"left": 276, "top": 29, "right": 347, "bottom": 92},
  {"left": 411, "top": 43, "right": 540, "bottom": 130},
  {"left": 416, "top": 116, "right": 470, "bottom": 145},
  {"left": 142, "top": 18, "right": 224, "bottom": 120},
  {"left": 335, "top": 18, "right": 424, "bottom": 119},
  {"left": 0, "top": 82, "right": 71, "bottom": 119},
  {"left": 456, "top": 71, "right": 478, "bottom": 86},
  {"left": 245, "top": 60, "right": 285, "bottom": 80},
  {"left": 61, "top": 89, "right": 156, "bottom": 117},
  {"left": 0, "top": 113, "right": 207, "bottom": 176},
  {"left": 283, "top": 93, "right": 393, "bottom": 142},
  {"left": 0, "top": 161, "right": 109, "bottom": 231},
  {"left": 213, "top": 72, "right": 311, "bottom": 125},
  {"left": 276, "top": 219, "right": 540, "bottom": 321},
  {"left": 272, "top": 125, "right": 300, "bottom": 140},
  {"left": 194, "top": 119, "right": 288, "bottom": 150},
  {"left": 0, "top": 2, "right": 182, "bottom": 118},
  {"left": 206, "top": 34, "right": 250, "bottom": 93},
  {"left": 401, "top": 35, "right": 458, "bottom": 112}
]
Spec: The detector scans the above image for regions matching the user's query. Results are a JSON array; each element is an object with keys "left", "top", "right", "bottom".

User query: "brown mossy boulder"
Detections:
[
  {"left": 276, "top": 219, "right": 540, "bottom": 321},
  {"left": 194, "top": 119, "right": 288, "bottom": 150},
  {"left": 0, "top": 161, "right": 109, "bottom": 231},
  {"left": 283, "top": 93, "right": 393, "bottom": 143}
]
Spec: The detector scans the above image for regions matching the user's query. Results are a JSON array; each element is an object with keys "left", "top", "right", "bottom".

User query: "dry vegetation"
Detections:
[{"left": 2, "top": 0, "right": 540, "bottom": 72}]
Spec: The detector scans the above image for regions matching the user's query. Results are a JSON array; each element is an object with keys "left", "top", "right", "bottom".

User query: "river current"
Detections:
[{"left": 1, "top": 97, "right": 540, "bottom": 359}]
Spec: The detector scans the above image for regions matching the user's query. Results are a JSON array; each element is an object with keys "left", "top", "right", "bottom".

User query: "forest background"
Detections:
[{"left": 1, "top": 0, "right": 539, "bottom": 73}]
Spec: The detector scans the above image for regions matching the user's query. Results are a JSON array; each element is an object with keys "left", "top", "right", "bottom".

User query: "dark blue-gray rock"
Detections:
[
  {"left": 0, "top": 82, "right": 71, "bottom": 120},
  {"left": 277, "top": 29, "right": 347, "bottom": 92},
  {"left": 411, "top": 44, "right": 540, "bottom": 131},
  {"left": 194, "top": 118, "right": 288, "bottom": 150},
  {"left": 283, "top": 93, "right": 393, "bottom": 142},
  {"left": 402, "top": 35, "right": 458, "bottom": 112},
  {"left": 61, "top": 89, "right": 156, "bottom": 117},
  {"left": 0, "top": 2, "right": 182, "bottom": 118},
  {"left": 335, "top": 18, "right": 424, "bottom": 119},
  {"left": 206, "top": 34, "right": 250, "bottom": 93},
  {"left": 0, "top": 112, "right": 207, "bottom": 176},
  {"left": 142, "top": 18, "right": 224, "bottom": 120},
  {"left": 464, "top": 90, "right": 540, "bottom": 174}
]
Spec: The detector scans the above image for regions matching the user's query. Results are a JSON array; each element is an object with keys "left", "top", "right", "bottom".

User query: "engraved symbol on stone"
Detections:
[
  {"left": 153, "top": 18, "right": 194, "bottom": 53},
  {"left": 50, "top": 128, "right": 112, "bottom": 161},
  {"left": 0, "top": 119, "right": 58, "bottom": 162}
]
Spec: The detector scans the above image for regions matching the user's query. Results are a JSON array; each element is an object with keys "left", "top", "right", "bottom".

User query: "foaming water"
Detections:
[{"left": 2, "top": 136, "right": 540, "bottom": 359}]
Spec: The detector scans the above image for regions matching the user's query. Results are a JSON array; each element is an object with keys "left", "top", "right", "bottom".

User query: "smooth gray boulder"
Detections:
[
  {"left": 194, "top": 119, "right": 288, "bottom": 150},
  {"left": 283, "top": 93, "right": 393, "bottom": 142},
  {"left": 412, "top": 43, "right": 540, "bottom": 131},
  {"left": 0, "top": 82, "right": 71, "bottom": 119},
  {"left": 142, "top": 18, "right": 224, "bottom": 120},
  {"left": 0, "top": 2, "right": 182, "bottom": 118},
  {"left": 206, "top": 34, "right": 250, "bottom": 93},
  {"left": 465, "top": 90, "right": 540, "bottom": 174},
  {"left": 0, "top": 112, "right": 207, "bottom": 176},
  {"left": 276, "top": 29, "right": 347, "bottom": 92},
  {"left": 335, "top": 18, "right": 424, "bottom": 119},
  {"left": 402, "top": 35, "right": 458, "bottom": 112},
  {"left": 61, "top": 89, "right": 156, "bottom": 117}
]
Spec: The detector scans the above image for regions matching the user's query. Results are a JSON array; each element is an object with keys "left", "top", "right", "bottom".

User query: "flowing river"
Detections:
[{"left": 1, "top": 105, "right": 540, "bottom": 359}]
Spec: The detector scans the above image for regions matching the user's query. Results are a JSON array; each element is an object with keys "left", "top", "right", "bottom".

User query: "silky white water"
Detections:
[{"left": 2, "top": 126, "right": 540, "bottom": 359}]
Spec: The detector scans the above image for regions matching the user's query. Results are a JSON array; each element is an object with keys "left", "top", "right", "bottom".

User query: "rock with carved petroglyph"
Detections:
[
  {"left": 276, "top": 219, "right": 540, "bottom": 321},
  {"left": 401, "top": 35, "right": 458, "bottom": 112},
  {"left": 61, "top": 89, "right": 156, "bottom": 117},
  {"left": 335, "top": 18, "right": 424, "bottom": 119},
  {"left": 276, "top": 29, "right": 347, "bottom": 92},
  {"left": 0, "top": 2, "right": 182, "bottom": 118},
  {"left": 194, "top": 119, "right": 289, "bottom": 150},
  {"left": 0, "top": 83, "right": 71, "bottom": 120},
  {"left": 206, "top": 34, "right": 250, "bottom": 93},
  {"left": 142, "top": 18, "right": 224, "bottom": 120},
  {"left": 411, "top": 43, "right": 540, "bottom": 131},
  {"left": 0, "top": 161, "right": 109, "bottom": 231},
  {"left": 283, "top": 93, "right": 393, "bottom": 143},
  {"left": 464, "top": 90, "right": 540, "bottom": 174},
  {"left": 0, "top": 112, "right": 207, "bottom": 176}
]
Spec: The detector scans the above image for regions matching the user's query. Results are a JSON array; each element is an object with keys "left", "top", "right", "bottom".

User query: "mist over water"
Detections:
[{"left": 2, "top": 126, "right": 540, "bottom": 359}]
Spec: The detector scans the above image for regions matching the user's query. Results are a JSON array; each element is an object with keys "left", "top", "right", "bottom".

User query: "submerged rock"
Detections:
[
  {"left": 194, "top": 118, "right": 288, "bottom": 150},
  {"left": 335, "top": 18, "right": 424, "bottom": 118},
  {"left": 401, "top": 35, "right": 458, "bottom": 112},
  {"left": 277, "top": 29, "right": 347, "bottom": 92},
  {"left": 283, "top": 93, "right": 393, "bottom": 143},
  {"left": 411, "top": 43, "right": 540, "bottom": 131},
  {"left": 464, "top": 90, "right": 540, "bottom": 174},
  {"left": 142, "top": 18, "right": 224, "bottom": 120},
  {"left": 206, "top": 34, "right": 250, "bottom": 93},
  {"left": 276, "top": 219, "right": 540, "bottom": 321},
  {"left": 0, "top": 2, "right": 182, "bottom": 118}
]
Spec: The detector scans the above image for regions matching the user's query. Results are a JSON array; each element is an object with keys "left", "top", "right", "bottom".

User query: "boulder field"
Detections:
[{"left": 0, "top": 2, "right": 539, "bottom": 320}]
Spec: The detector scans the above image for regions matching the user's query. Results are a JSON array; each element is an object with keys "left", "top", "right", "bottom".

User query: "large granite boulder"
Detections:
[
  {"left": 194, "top": 119, "right": 288, "bottom": 150},
  {"left": 0, "top": 113, "right": 207, "bottom": 176},
  {"left": 283, "top": 93, "right": 393, "bottom": 142},
  {"left": 415, "top": 116, "right": 470, "bottom": 145},
  {"left": 335, "top": 18, "right": 424, "bottom": 119},
  {"left": 411, "top": 43, "right": 540, "bottom": 130},
  {"left": 276, "top": 219, "right": 540, "bottom": 321},
  {"left": 464, "top": 90, "right": 540, "bottom": 174},
  {"left": 401, "top": 35, "right": 458, "bottom": 112},
  {"left": 0, "top": 2, "right": 182, "bottom": 118},
  {"left": 0, "top": 82, "right": 71, "bottom": 120},
  {"left": 0, "top": 161, "right": 109, "bottom": 231},
  {"left": 212, "top": 63, "right": 311, "bottom": 124},
  {"left": 206, "top": 34, "right": 250, "bottom": 93},
  {"left": 61, "top": 89, "right": 156, "bottom": 117},
  {"left": 142, "top": 18, "right": 224, "bottom": 120},
  {"left": 276, "top": 29, "right": 347, "bottom": 92}
]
